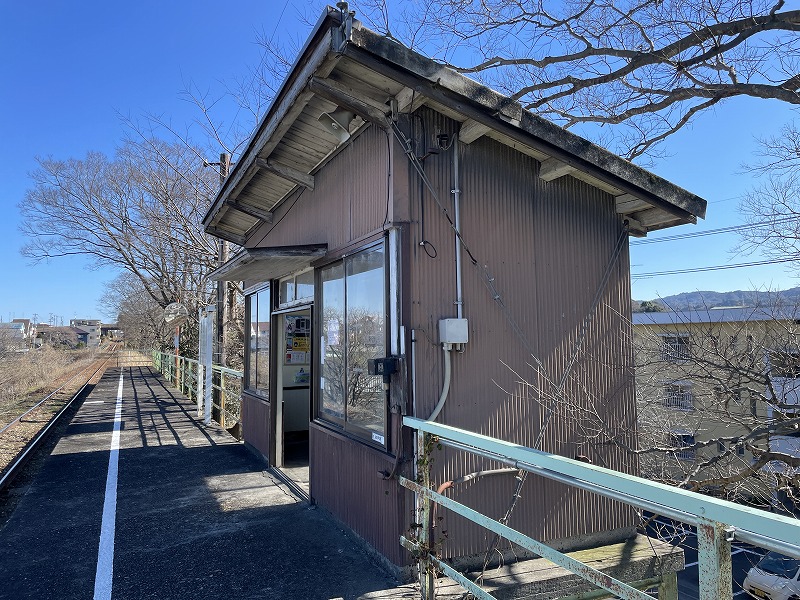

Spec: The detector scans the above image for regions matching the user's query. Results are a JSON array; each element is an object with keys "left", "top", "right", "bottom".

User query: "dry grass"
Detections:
[{"left": 0, "top": 348, "right": 98, "bottom": 422}]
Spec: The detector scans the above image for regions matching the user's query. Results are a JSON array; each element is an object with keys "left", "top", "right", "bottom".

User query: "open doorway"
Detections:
[{"left": 274, "top": 308, "right": 312, "bottom": 492}]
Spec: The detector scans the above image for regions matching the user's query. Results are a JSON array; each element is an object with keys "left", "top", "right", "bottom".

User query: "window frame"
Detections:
[
  {"left": 669, "top": 430, "right": 696, "bottom": 461},
  {"left": 663, "top": 381, "right": 695, "bottom": 411},
  {"left": 660, "top": 333, "right": 690, "bottom": 362},
  {"left": 314, "top": 239, "right": 389, "bottom": 449},
  {"left": 278, "top": 267, "right": 315, "bottom": 308},
  {"left": 244, "top": 282, "right": 273, "bottom": 400}
]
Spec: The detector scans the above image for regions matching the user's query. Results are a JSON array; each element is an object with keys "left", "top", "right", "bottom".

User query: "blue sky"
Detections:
[{"left": 0, "top": 3, "right": 797, "bottom": 324}]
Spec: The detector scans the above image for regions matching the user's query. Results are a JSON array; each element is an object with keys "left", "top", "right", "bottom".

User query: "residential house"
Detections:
[
  {"left": 0, "top": 322, "right": 28, "bottom": 351},
  {"left": 39, "top": 325, "right": 88, "bottom": 348},
  {"left": 204, "top": 7, "right": 707, "bottom": 572},
  {"left": 633, "top": 307, "right": 800, "bottom": 510},
  {"left": 11, "top": 318, "right": 35, "bottom": 342},
  {"left": 70, "top": 319, "right": 102, "bottom": 348}
]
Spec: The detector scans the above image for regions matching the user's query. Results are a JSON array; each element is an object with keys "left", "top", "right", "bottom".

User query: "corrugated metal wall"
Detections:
[
  {"left": 405, "top": 108, "right": 638, "bottom": 561},
  {"left": 243, "top": 108, "right": 640, "bottom": 568},
  {"left": 309, "top": 420, "right": 408, "bottom": 566},
  {"left": 244, "top": 123, "right": 412, "bottom": 565},
  {"left": 245, "top": 125, "right": 391, "bottom": 251},
  {"left": 241, "top": 394, "right": 271, "bottom": 460}
]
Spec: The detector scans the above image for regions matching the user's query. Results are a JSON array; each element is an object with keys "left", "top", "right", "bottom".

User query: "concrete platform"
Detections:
[
  {"left": 0, "top": 365, "right": 684, "bottom": 600},
  {"left": 0, "top": 366, "right": 402, "bottom": 600}
]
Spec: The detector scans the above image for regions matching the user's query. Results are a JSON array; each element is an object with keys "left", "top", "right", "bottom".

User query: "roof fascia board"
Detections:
[
  {"left": 344, "top": 26, "right": 706, "bottom": 223},
  {"left": 203, "top": 10, "right": 342, "bottom": 229},
  {"left": 210, "top": 245, "right": 328, "bottom": 281}
]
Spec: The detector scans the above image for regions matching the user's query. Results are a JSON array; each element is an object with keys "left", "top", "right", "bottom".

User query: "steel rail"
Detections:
[
  {"left": 0, "top": 344, "right": 117, "bottom": 435},
  {"left": 0, "top": 348, "right": 117, "bottom": 493}
]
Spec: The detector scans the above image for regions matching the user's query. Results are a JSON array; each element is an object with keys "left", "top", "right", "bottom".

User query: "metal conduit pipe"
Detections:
[
  {"left": 432, "top": 468, "right": 519, "bottom": 530},
  {"left": 428, "top": 343, "right": 452, "bottom": 421},
  {"left": 452, "top": 133, "right": 463, "bottom": 320},
  {"left": 428, "top": 133, "right": 463, "bottom": 423}
]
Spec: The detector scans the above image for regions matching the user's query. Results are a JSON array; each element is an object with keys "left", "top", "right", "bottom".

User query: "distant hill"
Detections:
[{"left": 633, "top": 287, "right": 800, "bottom": 312}]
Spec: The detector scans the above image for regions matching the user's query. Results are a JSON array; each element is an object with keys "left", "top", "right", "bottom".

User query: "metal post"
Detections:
[
  {"left": 195, "top": 308, "right": 205, "bottom": 419},
  {"left": 216, "top": 153, "right": 230, "bottom": 368},
  {"left": 659, "top": 572, "right": 678, "bottom": 600},
  {"left": 220, "top": 373, "right": 227, "bottom": 429},
  {"left": 198, "top": 306, "right": 215, "bottom": 424},
  {"left": 418, "top": 431, "right": 434, "bottom": 600},
  {"left": 697, "top": 519, "right": 733, "bottom": 600},
  {"left": 174, "top": 326, "right": 180, "bottom": 385},
  {"left": 211, "top": 153, "right": 231, "bottom": 426}
]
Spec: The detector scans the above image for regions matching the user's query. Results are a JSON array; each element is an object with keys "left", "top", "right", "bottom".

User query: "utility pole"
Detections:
[
  {"left": 204, "top": 152, "right": 232, "bottom": 369},
  {"left": 216, "top": 153, "right": 231, "bottom": 369},
  {"left": 204, "top": 153, "right": 232, "bottom": 426}
]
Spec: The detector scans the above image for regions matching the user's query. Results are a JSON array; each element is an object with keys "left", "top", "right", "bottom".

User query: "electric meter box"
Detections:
[{"left": 439, "top": 318, "right": 469, "bottom": 344}]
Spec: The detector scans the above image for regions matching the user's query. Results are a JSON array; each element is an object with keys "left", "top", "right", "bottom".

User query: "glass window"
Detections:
[
  {"left": 670, "top": 431, "right": 696, "bottom": 461},
  {"left": 318, "top": 242, "right": 386, "bottom": 445},
  {"left": 345, "top": 246, "right": 386, "bottom": 437},
  {"left": 296, "top": 269, "right": 314, "bottom": 300},
  {"left": 320, "top": 263, "right": 345, "bottom": 422},
  {"left": 661, "top": 335, "right": 690, "bottom": 361},
  {"left": 663, "top": 383, "right": 694, "bottom": 411},
  {"left": 279, "top": 277, "right": 295, "bottom": 305},
  {"left": 246, "top": 286, "right": 271, "bottom": 397}
]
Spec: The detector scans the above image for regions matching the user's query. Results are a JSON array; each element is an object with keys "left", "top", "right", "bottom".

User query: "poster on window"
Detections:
[{"left": 284, "top": 315, "right": 310, "bottom": 365}]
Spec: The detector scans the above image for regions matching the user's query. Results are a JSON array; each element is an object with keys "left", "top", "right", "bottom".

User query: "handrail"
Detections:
[
  {"left": 406, "top": 417, "right": 800, "bottom": 555},
  {"left": 151, "top": 351, "right": 243, "bottom": 434},
  {"left": 402, "top": 416, "right": 800, "bottom": 600}
]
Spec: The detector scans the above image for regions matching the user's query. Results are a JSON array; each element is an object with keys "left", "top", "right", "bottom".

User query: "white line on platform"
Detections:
[
  {"left": 93, "top": 372, "right": 124, "bottom": 600},
  {"left": 85, "top": 401, "right": 105, "bottom": 404}
]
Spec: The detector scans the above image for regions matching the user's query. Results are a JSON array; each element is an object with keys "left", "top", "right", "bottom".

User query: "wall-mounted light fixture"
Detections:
[{"left": 318, "top": 108, "right": 355, "bottom": 144}]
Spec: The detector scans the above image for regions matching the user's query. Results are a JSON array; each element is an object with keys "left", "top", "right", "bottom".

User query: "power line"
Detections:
[
  {"left": 632, "top": 257, "right": 797, "bottom": 279},
  {"left": 630, "top": 215, "right": 798, "bottom": 245}
]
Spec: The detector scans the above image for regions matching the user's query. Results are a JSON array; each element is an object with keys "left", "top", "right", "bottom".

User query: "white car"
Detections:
[{"left": 743, "top": 551, "right": 800, "bottom": 600}]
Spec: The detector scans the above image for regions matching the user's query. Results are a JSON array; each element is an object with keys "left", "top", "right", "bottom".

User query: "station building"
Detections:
[{"left": 204, "top": 7, "right": 707, "bottom": 571}]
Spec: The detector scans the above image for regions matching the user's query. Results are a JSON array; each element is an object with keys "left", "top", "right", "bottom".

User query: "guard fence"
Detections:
[
  {"left": 151, "top": 351, "right": 243, "bottom": 435},
  {"left": 146, "top": 349, "right": 800, "bottom": 600}
]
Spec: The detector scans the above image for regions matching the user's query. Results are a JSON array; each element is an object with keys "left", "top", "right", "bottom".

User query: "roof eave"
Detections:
[{"left": 203, "top": 8, "right": 707, "bottom": 241}]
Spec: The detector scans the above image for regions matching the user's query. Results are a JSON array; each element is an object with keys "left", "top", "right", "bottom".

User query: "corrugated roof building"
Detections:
[{"left": 204, "top": 6, "right": 708, "bottom": 572}]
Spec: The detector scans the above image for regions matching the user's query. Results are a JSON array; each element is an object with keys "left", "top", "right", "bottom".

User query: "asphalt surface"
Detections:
[{"left": 0, "top": 366, "right": 408, "bottom": 600}]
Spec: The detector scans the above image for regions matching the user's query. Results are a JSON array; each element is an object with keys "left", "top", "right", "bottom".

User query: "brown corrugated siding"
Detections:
[
  {"left": 243, "top": 125, "right": 406, "bottom": 563},
  {"left": 245, "top": 125, "right": 389, "bottom": 252},
  {"left": 243, "top": 107, "right": 640, "bottom": 567},
  {"left": 405, "top": 109, "right": 638, "bottom": 560},
  {"left": 241, "top": 393, "right": 271, "bottom": 460},
  {"left": 309, "top": 423, "right": 410, "bottom": 566}
]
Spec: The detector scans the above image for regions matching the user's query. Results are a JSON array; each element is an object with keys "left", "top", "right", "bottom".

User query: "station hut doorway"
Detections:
[{"left": 273, "top": 307, "right": 312, "bottom": 489}]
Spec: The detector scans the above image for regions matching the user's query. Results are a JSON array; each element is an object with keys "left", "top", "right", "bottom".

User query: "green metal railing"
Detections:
[
  {"left": 402, "top": 417, "right": 800, "bottom": 600},
  {"left": 152, "top": 351, "right": 243, "bottom": 435}
]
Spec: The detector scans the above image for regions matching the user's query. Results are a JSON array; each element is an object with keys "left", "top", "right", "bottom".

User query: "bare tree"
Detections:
[
  {"left": 354, "top": 0, "right": 800, "bottom": 159},
  {"left": 100, "top": 273, "right": 174, "bottom": 353},
  {"left": 737, "top": 121, "right": 800, "bottom": 274},
  {"left": 20, "top": 136, "right": 221, "bottom": 353},
  {"left": 632, "top": 301, "right": 800, "bottom": 511}
]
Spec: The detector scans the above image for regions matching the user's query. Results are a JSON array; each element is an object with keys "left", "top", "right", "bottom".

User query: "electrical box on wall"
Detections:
[
  {"left": 368, "top": 357, "right": 398, "bottom": 383},
  {"left": 439, "top": 318, "right": 469, "bottom": 345}
]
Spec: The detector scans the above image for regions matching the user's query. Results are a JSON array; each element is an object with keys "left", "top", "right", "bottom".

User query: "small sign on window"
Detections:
[{"left": 372, "top": 432, "right": 385, "bottom": 445}]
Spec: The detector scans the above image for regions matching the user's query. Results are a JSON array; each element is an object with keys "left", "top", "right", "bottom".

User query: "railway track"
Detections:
[{"left": 0, "top": 345, "right": 122, "bottom": 493}]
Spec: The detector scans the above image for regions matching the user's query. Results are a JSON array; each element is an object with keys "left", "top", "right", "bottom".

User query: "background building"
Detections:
[{"left": 633, "top": 306, "right": 800, "bottom": 511}]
